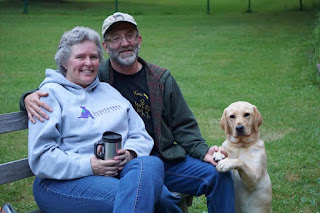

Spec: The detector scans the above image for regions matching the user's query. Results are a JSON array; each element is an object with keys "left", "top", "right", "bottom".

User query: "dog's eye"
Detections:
[
  {"left": 230, "top": 115, "right": 235, "bottom": 119},
  {"left": 244, "top": 113, "right": 250, "bottom": 117}
]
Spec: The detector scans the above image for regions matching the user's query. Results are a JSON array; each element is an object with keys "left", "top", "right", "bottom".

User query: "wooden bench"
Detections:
[{"left": 0, "top": 111, "right": 193, "bottom": 213}]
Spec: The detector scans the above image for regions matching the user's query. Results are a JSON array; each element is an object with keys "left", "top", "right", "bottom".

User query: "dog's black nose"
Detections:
[{"left": 236, "top": 124, "right": 245, "bottom": 133}]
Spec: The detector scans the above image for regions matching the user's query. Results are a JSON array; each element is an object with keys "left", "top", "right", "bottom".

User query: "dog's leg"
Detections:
[{"left": 216, "top": 158, "right": 261, "bottom": 191}]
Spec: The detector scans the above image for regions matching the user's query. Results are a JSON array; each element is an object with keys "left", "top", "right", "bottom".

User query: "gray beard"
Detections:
[{"left": 108, "top": 44, "right": 139, "bottom": 66}]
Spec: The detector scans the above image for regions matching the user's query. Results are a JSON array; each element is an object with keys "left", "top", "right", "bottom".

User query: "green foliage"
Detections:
[{"left": 0, "top": 0, "right": 320, "bottom": 212}]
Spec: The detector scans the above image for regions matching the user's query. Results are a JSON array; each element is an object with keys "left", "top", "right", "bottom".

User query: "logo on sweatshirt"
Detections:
[{"left": 78, "top": 106, "right": 94, "bottom": 119}]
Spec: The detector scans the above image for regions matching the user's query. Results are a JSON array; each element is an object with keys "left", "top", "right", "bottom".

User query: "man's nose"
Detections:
[{"left": 120, "top": 36, "right": 130, "bottom": 46}]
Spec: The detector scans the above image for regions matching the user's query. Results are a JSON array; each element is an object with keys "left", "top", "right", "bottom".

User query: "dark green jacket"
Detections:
[{"left": 99, "top": 57, "right": 209, "bottom": 160}]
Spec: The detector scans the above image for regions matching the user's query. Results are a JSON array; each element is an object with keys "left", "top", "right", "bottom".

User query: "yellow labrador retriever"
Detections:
[{"left": 213, "top": 101, "right": 272, "bottom": 213}]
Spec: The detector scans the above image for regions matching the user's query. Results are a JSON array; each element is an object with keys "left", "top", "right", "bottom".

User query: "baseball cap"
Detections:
[{"left": 102, "top": 12, "right": 138, "bottom": 37}]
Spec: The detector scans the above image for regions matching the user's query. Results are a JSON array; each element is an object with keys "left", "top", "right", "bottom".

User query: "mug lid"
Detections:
[{"left": 102, "top": 131, "right": 122, "bottom": 143}]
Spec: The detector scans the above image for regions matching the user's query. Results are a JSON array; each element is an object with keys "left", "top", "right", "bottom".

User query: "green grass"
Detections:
[{"left": 1, "top": 0, "right": 320, "bottom": 212}]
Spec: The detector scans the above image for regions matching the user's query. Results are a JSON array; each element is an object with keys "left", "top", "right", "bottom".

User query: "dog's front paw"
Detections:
[
  {"left": 213, "top": 150, "right": 226, "bottom": 163},
  {"left": 216, "top": 158, "right": 236, "bottom": 172}
]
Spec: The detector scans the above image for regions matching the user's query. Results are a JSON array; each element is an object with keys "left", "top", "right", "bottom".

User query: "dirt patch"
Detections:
[{"left": 261, "top": 128, "right": 295, "bottom": 142}]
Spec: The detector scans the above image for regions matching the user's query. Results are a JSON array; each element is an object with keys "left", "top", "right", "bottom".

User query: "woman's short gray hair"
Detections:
[{"left": 55, "top": 26, "right": 104, "bottom": 75}]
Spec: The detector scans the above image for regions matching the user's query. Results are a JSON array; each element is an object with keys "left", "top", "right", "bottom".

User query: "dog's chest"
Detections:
[{"left": 228, "top": 147, "right": 257, "bottom": 162}]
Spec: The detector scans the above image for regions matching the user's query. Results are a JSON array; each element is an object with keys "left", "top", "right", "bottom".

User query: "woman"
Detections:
[{"left": 28, "top": 26, "right": 164, "bottom": 213}]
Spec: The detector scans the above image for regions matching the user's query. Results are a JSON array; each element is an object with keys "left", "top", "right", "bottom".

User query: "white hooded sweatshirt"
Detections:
[{"left": 28, "top": 69, "right": 153, "bottom": 180}]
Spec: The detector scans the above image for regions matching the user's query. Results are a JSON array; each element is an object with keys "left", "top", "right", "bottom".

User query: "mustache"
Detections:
[{"left": 118, "top": 47, "right": 133, "bottom": 53}]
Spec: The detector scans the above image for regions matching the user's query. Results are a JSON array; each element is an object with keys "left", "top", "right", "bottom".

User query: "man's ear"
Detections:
[
  {"left": 253, "top": 106, "right": 263, "bottom": 132},
  {"left": 102, "top": 42, "right": 109, "bottom": 54},
  {"left": 138, "top": 35, "right": 142, "bottom": 49},
  {"left": 219, "top": 109, "right": 228, "bottom": 135}
]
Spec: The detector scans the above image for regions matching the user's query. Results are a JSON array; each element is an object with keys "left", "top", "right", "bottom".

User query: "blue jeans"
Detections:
[
  {"left": 160, "top": 155, "right": 235, "bottom": 213},
  {"left": 33, "top": 156, "right": 164, "bottom": 213},
  {"left": 154, "top": 185, "right": 182, "bottom": 213}
]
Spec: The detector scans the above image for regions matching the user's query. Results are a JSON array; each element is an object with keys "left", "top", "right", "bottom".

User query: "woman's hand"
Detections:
[
  {"left": 114, "top": 149, "right": 137, "bottom": 170},
  {"left": 90, "top": 156, "right": 122, "bottom": 177},
  {"left": 90, "top": 149, "right": 137, "bottom": 176}
]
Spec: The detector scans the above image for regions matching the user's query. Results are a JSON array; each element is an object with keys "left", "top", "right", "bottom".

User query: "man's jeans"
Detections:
[
  {"left": 33, "top": 156, "right": 164, "bottom": 213},
  {"left": 157, "top": 155, "right": 235, "bottom": 213}
]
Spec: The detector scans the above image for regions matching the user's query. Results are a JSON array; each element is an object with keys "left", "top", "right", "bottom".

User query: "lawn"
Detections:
[{"left": 0, "top": 0, "right": 319, "bottom": 212}]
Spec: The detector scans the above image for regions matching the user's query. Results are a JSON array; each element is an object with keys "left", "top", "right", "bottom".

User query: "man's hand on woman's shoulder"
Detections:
[{"left": 25, "top": 91, "right": 52, "bottom": 124}]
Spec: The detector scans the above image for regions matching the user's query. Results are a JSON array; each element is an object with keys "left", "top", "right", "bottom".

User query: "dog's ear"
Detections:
[
  {"left": 219, "top": 109, "right": 229, "bottom": 135},
  {"left": 253, "top": 106, "right": 263, "bottom": 132}
]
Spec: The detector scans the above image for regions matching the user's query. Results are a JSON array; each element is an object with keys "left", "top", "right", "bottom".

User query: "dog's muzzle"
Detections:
[{"left": 236, "top": 124, "right": 245, "bottom": 136}]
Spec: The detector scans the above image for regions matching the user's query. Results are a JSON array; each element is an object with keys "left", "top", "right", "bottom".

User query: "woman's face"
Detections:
[{"left": 65, "top": 40, "right": 100, "bottom": 88}]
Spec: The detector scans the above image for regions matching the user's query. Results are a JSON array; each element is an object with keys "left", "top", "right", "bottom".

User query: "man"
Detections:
[{"left": 20, "top": 12, "right": 235, "bottom": 213}]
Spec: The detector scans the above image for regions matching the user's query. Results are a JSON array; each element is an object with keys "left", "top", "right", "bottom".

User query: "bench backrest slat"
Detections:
[
  {"left": 0, "top": 158, "right": 34, "bottom": 184},
  {"left": 0, "top": 111, "right": 34, "bottom": 184},
  {"left": 0, "top": 111, "right": 28, "bottom": 133}
]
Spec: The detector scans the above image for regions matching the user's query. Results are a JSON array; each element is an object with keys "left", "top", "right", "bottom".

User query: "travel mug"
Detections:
[{"left": 94, "top": 131, "right": 122, "bottom": 160}]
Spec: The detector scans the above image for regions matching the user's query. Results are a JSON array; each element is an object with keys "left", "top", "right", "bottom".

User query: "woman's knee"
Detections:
[
  {"left": 128, "top": 156, "right": 164, "bottom": 174},
  {"left": 33, "top": 177, "right": 117, "bottom": 213},
  {"left": 142, "top": 156, "right": 164, "bottom": 170}
]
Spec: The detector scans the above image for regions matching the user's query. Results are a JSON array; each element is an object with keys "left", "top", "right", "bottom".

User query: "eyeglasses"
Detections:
[{"left": 107, "top": 33, "right": 138, "bottom": 44}]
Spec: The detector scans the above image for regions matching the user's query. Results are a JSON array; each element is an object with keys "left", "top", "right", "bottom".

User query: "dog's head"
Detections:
[{"left": 220, "top": 101, "right": 263, "bottom": 142}]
